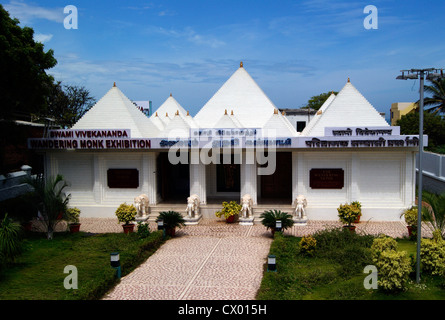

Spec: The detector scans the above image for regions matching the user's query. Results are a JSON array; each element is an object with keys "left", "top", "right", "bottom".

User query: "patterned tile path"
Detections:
[{"left": 72, "top": 218, "right": 431, "bottom": 300}]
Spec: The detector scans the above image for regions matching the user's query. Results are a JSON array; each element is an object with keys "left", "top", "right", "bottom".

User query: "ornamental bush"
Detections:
[
  {"left": 115, "top": 203, "right": 137, "bottom": 225},
  {"left": 337, "top": 203, "right": 361, "bottom": 226},
  {"left": 215, "top": 201, "right": 242, "bottom": 220},
  {"left": 401, "top": 207, "right": 418, "bottom": 226},
  {"left": 299, "top": 235, "right": 317, "bottom": 257},
  {"left": 420, "top": 238, "right": 445, "bottom": 276},
  {"left": 370, "top": 236, "right": 411, "bottom": 292},
  {"left": 66, "top": 207, "right": 81, "bottom": 224},
  {"left": 370, "top": 235, "right": 398, "bottom": 262},
  {"left": 374, "top": 249, "right": 411, "bottom": 292}
]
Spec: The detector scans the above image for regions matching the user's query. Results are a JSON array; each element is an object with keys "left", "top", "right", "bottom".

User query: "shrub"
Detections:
[
  {"left": 260, "top": 209, "right": 294, "bottom": 231},
  {"left": 420, "top": 238, "right": 445, "bottom": 276},
  {"left": 136, "top": 221, "right": 150, "bottom": 239},
  {"left": 115, "top": 203, "right": 137, "bottom": 225},
  {"left": 299, "top": 235, "right": 317, "bottom": 256},
  {"left": 337, "top": 203, "right": 361, "bottom": 226},
  {"left": 401, "top": 207, "right": 418, "bottom": 227},
  {"left": 0, "top": 214, "right": 22, "bottom": 263},
  {"left": 156, "top": 211, "right": 185, "bottom": 229},
  {"left": 215, "top": 201, "right": 242, "bottom": 220},
  {"left": 66, "top": 207, "right": 81, "bottom": 224},
  {"left": 374, "top": 249, "right": 411, "bottom": 292},
  {"left": 370, "top": 235, "right": 398, "bottom": 262}
]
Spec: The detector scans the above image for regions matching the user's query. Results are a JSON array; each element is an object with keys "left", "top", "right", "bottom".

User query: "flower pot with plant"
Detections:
[
  {"left": 66, "top": 207, "right": 81, "bottom": 233},
  {"left": 156, "top": 211, "right": 185, "bottom": 237},
  {"left": 260, "top": 209, "right": 294, "bottom": 236},
  {"left": 337, "top": 203, "right": 361, "bottom": 233},
  {"left": 115, "top": 203, "right": 137, "bottom": 234},
  {"left": 351, "top": 201, "right": 362, "bottom": 223},
  {"left": 400, "top": 206, "right": 418, "bottom": 238},
  {"left": 215, "top": 201, "right": 242, "bottom": 223}
]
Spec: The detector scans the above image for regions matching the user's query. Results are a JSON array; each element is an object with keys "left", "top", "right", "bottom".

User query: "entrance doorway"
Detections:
[
  {"left": 157, "top": 152, "right": 190, "bottom": 202},
  {"left": 260, "top": 152, "right": 292, "bottom": 202}
]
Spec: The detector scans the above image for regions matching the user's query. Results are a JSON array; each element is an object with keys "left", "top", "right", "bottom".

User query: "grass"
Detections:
[
  {"left": 256, "top": 229, "right": 445, "bottom": 300},
  {"left": 0, "top": 230, "right": 165, "bottom": 300}
]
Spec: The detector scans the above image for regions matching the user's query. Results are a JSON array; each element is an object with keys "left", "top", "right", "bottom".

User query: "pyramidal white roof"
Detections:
[
  {"left": 263, "top": 110, "right": 299, "bottom": 137},
  {"left": 159, "top": 111, "right": 191, "bottom": 138},
  {"left": 151, "top": 94, "right": 188, "bottom": 119},
  {"left": 214, "top": 110, "right": 242, "bottom": 128},
  {"left": 302, "top": 80, "right": 389, "bottom": 136},
  {"left": 301, "top": 92, "right": 336, "bottom": 136},
  {"left": 72, "top": 83, "right": 159, "bottom": 138},
  {"left": 194, "top": 62, "right": 278, "bottom": 128}
]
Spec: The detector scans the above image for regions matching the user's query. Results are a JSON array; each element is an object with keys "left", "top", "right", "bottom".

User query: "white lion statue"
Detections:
[
  {"left": 240, "top": 194, "right": 253, "bottom": 218},
  {"left": 294, "top": 195, "right": 307, "bottom": 220},
  {"left": 134, "top": 194, "right": 149, "bottom": 217},
  {"left": 186, "top": 194, "right": 200, "bottom": 218}
]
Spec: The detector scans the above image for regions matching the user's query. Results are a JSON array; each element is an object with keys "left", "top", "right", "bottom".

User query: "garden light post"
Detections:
[
  {"left": 267, "top": 255, "right": 277, "bottom": 272},
  {"left": 396, "top": 68, "right": 444, "bottom": 284},
  {"left": 110, "top": 252, "right": 121, "bottom": 279}
]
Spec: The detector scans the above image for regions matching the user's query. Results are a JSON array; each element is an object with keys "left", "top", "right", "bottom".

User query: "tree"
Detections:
[
  {"left": 302, "top": 91, "right": 338, "bottom": 111},
  {"left": 46, "top": 82, "right": 96, "bottom": 128},
  {"left": 0, "top": 5, "right": 57, "bottom": 120},
  {"left": 396, "top": 111, "right": 445, "bottom": 151},
  {"left": 421, "top": 78, "right": 445, "bottom": 114}
]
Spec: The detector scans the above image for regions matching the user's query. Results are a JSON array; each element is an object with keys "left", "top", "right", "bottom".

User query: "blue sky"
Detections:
[{"left": 3, "top": 0, "right": 445, "bottom": 119}]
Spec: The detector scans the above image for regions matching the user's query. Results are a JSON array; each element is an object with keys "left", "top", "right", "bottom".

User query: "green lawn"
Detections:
[
  {"left": 256, "top": 231, "right": 445, "bottom": 300},
  {"left": 0, "top": 230, "right": 165, "bottom": 300}
]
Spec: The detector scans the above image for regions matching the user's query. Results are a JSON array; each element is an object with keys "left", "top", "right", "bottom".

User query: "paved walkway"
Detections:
[{"left": 71, "top": 218, "right": 432, "bottom": 300}]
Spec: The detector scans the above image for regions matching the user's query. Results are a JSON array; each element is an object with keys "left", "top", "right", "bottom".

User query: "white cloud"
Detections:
[
  {"left": 3, "top": 0, "right": 64, "bottom": 24},
  {"left": 34, "top": 33, "right": 53, "bottom": 43}
]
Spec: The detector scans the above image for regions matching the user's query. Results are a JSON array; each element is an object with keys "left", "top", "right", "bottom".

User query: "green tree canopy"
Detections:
[
  {"left": 302, "top": 91, "right": 338, "bottom": 110},
  {"left": 0, "top": 4, "right": 57, "bottom": 120},
  {"left": 396, "top": 111, "right": 445, "bottom": 152},
  {"left": 422, "top": 78, "right": 445, "bottom": 114}
]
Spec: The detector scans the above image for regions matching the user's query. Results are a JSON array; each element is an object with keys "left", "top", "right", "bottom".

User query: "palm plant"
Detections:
[
  {"left": 417, "top": 78, "right": 445, "bottom": 114},
  {"left": 421, "top": 191, "right": 445, "bottom": 239},
  {"left": 0, "top": 213, "right": 22, "bottom": 263},
  {"left": 25, "top": 174, "right": 71, "bottom": 239},
  {"left": 260, "top": 209, "right": 294, "bottom": 231},
  {"left": 156, "top": 211, "right": 185, "bottom": 229}
]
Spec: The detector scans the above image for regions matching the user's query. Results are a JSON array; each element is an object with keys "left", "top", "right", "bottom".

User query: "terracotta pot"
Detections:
[
  {"left": 226, "top": 215, "right": 236, "bottom": 223},
  {"left": 123, "top": 223, "right": 135, "bottom": 234},
  {"left": 343, "top": 225, "right": 356, "bottom": 233},
  {"left": 407, "top": 226, "right": 417, "bottom": 237},
  {"left": 69, "top": 223, "right": 81, "bottom": 233},
  {"left": 21, "top": 221, "right": 32, "bottom": 231},
  {"left": 166, "top": 227, "right": 176, "bottom": 237}
]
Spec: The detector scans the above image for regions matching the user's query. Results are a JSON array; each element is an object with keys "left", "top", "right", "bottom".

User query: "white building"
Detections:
[{"left": 29, "top": 63, "right": 424, "bottom": 222}]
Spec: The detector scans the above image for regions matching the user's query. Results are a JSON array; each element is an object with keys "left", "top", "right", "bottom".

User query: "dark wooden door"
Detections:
[{"left": 260, "top": 152, "right": 292, "bottom": 199}]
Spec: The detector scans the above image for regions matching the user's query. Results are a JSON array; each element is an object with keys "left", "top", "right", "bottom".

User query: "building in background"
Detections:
[{"left": 390, "top": 102, "right": 417, "bottom": 125}]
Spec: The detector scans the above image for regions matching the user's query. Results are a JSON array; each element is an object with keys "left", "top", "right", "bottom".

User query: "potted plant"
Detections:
[
  {"left": 260, "top": 209, "right": 294, "bottom": 236},
  {"left": 115, "top": 203, "right": 137, "bottom": 234},
  {"left": 400, "top": 206, "right": 418, "bottom": 238},
  {"left": 337, "top": 203, "right": 360, "bottom": 233},
  {"left": 351, "top": 201, "right": 362, "bottom": 223},
  {"left": 215, "top": 201, "right": 242, "bottom": 223},
  {"left": 66, "top": 207, "right": 81, "bottom": 233},
  {"left": 156, "top": 211, "right": 185, "bottom": 237}
]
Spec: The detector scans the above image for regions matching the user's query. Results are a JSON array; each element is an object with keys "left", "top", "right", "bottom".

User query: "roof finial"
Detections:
[
  {"left": 240, "top": 61, "right": 243, "bottom": 68},
  {"left": 274, "top": 109, "right": 278, "bottom": 115},
  {"left": 175, "top": 110, "right": 179, "bottom": 116},
  {"left": 282, "top": 111, "right": 285, "bottom": 115},
  {"left": 155, "top": 112, "right": 158, "bottom": 117},
  {"left": 170, "top": 93, "right": 172, "bottom": 97},
  {"left": 347, "top": 77, "right": 350, "bottom": 83},
  {"left": 113, "top": 82, "right": 116, "bottom": 87},
  {"left": 187, "top": 110, "right": 190, "bottom": 116},
  {"left": 231, "top": 110, "right": 234, "bottom": 115},
  {"left": 166, "top": 112, "right": 168, "bottom": 117},
  {"left": 224, "top": 109, "right": 228, "bottom": 115}
]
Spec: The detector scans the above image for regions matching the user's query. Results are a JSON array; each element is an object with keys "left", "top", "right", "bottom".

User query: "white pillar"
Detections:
[
  {"left": 350, "top": 153, "right": 360, "bottom": 202},
  {"left": 93, "top": 154, "right": 102, "bottom": 204},
  {"left": 146, "top": 152, "right": 158, "bottom": 205},
  {"left": 292, "top": 151, "right": 298, "bottom": 201},
  {"left": 241, "top": 150, "right": 257, "bottom": 204},
  {"left": 190, "top": 162, "right": 207, "bottom": 205}
]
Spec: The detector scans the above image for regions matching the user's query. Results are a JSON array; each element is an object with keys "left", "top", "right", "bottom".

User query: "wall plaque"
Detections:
[{"left": 310, "top": 168, "right": 344, "bottom": 189}]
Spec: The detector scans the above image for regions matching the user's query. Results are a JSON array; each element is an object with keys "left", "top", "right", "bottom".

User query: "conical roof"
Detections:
[
  {"left": 72, "top": 83, "right": 159, "bottom": 138},
  {"left": 194, "top": 63, "right": 278, "bottom": 128},
  {"left": 302, "top": 80, "right": 389, "bottom": 136},
  {"left": 214, "top": 110, "right": 242, "bottom": 128},
  {"left": 152, "top": 94, "right": 188, "bottom": 119},
  {"left": 262, "top": 109, "right": 299, "bottom": 137},
  {"left": 159, "top": 110, "right": 191, "bottom": 138},
  {"left": 301, "top": 92, "right": 336, "bottom": 136}
]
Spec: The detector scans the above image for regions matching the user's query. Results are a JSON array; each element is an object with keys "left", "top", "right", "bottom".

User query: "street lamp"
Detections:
[{"left": 396, "top": 68, "right": 444, "bottom": 284}]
